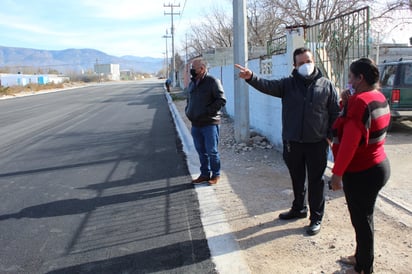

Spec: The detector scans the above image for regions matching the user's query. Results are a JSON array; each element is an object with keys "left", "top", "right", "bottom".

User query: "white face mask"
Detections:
[{"left": 298, "top": 63, "right": 315, "bottom": 77}]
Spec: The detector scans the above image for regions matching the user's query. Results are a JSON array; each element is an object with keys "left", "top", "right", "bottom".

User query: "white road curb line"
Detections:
[{"left": 165, "top": 92, "right": 251, "bottom": 274}]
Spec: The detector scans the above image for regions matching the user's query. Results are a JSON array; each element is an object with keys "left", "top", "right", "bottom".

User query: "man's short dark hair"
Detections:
[{"left": 293, "top": 47, "right": 312, "bottom": 65}]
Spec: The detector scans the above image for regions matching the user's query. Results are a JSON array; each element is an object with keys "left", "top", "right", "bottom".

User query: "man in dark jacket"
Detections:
[
  {"left": 235, "top": 47, "right": 340, "bottom": 235},
  {"left": 186, "top": 58, "right": 226, "bottom": 185}
]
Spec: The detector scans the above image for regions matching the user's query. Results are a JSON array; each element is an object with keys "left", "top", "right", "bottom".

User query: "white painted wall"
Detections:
[
  {"left": 209, "top": 53, "right": 292, "bottom": 149},
  {"left": 0, "top": 73, "right": 70, "bottom": 86},
  {"left": 0, "top": 74, "right": 40, "bottom": 87}
]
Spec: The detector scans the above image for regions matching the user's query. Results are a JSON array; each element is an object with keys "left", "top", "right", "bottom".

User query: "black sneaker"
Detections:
[
  {"left": 279, "top": 209, "right": 308, "bottom": 220},
  {"left": 306, "top": 220, "right": 321, "bottom": 236}
]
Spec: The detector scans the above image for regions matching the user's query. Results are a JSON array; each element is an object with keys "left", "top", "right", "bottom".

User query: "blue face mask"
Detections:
[{"left": 347, "top": 84, "right": 355, "bottom": 95}]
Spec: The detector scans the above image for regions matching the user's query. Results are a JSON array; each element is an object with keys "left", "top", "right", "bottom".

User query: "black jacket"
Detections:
[
  {"left": 185, "top": 73, "right": 226, "bottom": 127},
  {"left": 247, "top": 68, "right": 340, "bottom": 143}
]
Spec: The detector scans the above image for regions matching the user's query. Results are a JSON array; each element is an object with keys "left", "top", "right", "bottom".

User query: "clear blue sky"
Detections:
[
  {"left": 0, "top": 0, "right": 230, "bottom": 58},
  {"left": 0, "top": 0, "right": 408, "bottom": 59}
]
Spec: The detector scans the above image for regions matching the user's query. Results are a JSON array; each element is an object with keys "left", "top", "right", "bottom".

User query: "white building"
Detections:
[
  {"left": 94, "top": 64, "right": 120, "bottom": 81},
  {"left": 0, "top": 73, "right": 70, "bottom": 87}
]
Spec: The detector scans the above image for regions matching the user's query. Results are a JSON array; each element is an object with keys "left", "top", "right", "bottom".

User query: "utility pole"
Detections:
[
  {"left": 164, "top": 2, "right": 180, "bottom": 87},
  {"left": 162, "top": 29, "right": 172, "bottom": 78},
  {"left": 95, "top": 58, "right": 101, "bottom": 83},
  {"left": 233, "top": 0, "right": 249, "bottom": 142}
]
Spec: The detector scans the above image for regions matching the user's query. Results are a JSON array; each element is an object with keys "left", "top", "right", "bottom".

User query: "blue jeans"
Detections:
[{"left": 191, "top": 125, "right": 220, "bottom": 178}]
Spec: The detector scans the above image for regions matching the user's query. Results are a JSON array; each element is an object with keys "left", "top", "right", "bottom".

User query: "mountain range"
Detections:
[{"left": 0, "top": 46, "right": 164, "bottom": 74}]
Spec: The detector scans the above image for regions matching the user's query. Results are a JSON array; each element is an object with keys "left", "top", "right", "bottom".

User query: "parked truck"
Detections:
[{"left": 379, "top": 59, "right": 412, "bottom": 129}]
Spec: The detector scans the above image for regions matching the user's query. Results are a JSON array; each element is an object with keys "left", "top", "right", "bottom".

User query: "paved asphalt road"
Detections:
[{"left": 0, "top": 81, "right": 216, "bottom": 273}]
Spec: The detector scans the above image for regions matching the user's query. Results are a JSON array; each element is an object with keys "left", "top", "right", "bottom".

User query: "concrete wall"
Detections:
[
  {"left": 0, "top": 74, "right": 69, "bottom": 87},
  {"left": 209, "top": 54, "right": 289, "bottom": 149},
  {"left": 48, "top": 75, "right": 70, "bottom": 84},
  {"left": 0, "top": 74, "right": 44, "bottom": 87}
]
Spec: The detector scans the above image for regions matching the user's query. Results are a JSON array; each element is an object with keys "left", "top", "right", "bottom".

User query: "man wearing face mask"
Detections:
[
  {"left": 185, "top": 58, "right": 226, "bottom": 185},
  {"left": 235, "top": 47, "right": 340, "bottom": 235}
]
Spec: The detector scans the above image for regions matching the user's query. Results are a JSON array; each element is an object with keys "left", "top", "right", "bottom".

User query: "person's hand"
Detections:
[
  {"left": 235, "top": 64, "right": 253, "bottom": 80},
  {"left": 326, "top": 138, "right": 332, "bottom": 147},
  {"left": 340, "top": 89, "right": 351, "bottom": 106},
  {"left": 330, "top": 174, "right": 343, "bottom": 191}
]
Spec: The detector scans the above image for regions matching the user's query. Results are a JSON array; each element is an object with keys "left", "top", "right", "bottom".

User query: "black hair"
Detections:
[
  {"left": 350, "top": 58, "right": 379, "bottom": 87},
  {"left": 293, "top": 47, "right": 312, "bottom": 65}
]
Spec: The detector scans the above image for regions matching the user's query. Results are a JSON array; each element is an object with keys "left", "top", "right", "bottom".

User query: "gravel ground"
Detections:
[{"left": 171, "top": 89, "right": 412, "bottom": 274}]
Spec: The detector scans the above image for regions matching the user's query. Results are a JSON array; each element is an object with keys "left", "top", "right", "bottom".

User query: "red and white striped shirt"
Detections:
[{"left": 332, "top": 90, "right": 390, "bottom": 176}]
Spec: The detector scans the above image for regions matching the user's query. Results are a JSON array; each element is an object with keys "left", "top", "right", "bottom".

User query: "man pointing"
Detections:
[{"left": 235, "top": 47, "right": 339, "bottom": 235}]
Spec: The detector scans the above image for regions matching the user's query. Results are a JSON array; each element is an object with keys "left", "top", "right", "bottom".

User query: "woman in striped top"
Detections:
[{"left": 330, "top": 58, "right": 391, "bottom": 274}]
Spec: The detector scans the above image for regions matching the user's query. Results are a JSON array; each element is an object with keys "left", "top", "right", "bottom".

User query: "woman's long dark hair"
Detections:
[{"left": 350, "top": 58, "right": 380, "bottom": 89}]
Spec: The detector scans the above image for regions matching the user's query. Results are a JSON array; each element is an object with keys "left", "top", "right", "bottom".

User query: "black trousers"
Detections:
[
  {"left": 343, "top": 158, "right": 390, "bottom": 274},
  {"left": 282, "top": 140, "right": 329, "bottom": 222}
]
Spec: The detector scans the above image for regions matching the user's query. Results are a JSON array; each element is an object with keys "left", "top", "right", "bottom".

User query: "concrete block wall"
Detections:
[{"left": 209, "top": 53, "right": 289, "bottom": 149}]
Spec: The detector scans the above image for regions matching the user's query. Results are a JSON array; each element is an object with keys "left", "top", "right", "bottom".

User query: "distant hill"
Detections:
[{"left": 0, "top": 46, "right": 163, "bottom": 74}]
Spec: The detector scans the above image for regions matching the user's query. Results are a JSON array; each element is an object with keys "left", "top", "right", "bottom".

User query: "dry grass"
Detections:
[{"left": 0, "top": 82, "right": 65, "bottom": 96}]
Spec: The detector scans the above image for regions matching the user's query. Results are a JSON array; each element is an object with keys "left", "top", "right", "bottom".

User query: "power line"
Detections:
[{"left": 177, "top": 0, "right": 187, "bottom": 29}]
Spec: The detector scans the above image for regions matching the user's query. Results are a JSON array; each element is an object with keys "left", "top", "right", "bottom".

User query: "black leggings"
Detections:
[{"left": 343, "top": 158, "right": 390, "bottom": 274}]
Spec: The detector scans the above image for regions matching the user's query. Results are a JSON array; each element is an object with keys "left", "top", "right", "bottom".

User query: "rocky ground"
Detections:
[{"left": 172, "top": 90, "right": 412, "bottom": 274}]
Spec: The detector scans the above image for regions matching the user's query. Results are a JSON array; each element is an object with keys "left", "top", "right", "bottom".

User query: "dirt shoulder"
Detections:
[
  {"left": 172, "top": 91, "right": 412, "bottom": 274},
  {"left": 0, "top": 82, "right": 88, "bottom": 99}
]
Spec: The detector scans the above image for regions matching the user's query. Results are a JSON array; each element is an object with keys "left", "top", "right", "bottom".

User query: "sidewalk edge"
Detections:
[{"left": 165, "top": 91, "right": 251, "bottom": 274}]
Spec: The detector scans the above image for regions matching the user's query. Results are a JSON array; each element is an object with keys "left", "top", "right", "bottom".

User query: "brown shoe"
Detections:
[
  {"left": 191, "top": 176, "right": 210, "bottom": 184},
  {"left": 208, "top": 176, "right": 220, "bottom": 185}
]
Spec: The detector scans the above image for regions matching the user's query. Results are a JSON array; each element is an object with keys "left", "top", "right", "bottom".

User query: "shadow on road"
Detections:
[
  {"left": 0, "top": 183, "right": 189, "bottom": 221},
  {"left": 46, "top": 240, "right": 212, "bottom": 274}
]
